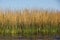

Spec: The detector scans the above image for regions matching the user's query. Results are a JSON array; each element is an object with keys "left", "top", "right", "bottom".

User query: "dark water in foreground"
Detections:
[{"left": 0, "top": 35, "right": 60, "bottom": 40}]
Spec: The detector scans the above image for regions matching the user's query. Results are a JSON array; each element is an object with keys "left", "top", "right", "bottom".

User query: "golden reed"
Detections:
[{"left": 0, "top": 9, "right": 60, "bottom": 27}]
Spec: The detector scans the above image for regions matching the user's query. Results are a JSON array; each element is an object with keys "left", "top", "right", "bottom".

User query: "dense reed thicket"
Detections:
[{"left": 0, "top": 9, "right": 60, "bottom": 37}]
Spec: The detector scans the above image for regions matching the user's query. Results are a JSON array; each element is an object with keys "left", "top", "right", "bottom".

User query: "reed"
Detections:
[{"left": 0, "top": 9, "right": 60, "bottom": 37}]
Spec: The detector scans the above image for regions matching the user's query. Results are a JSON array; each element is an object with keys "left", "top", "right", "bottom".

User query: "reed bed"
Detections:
[{"left": 0, "top": 9, "right": 60, "bottom": 37}]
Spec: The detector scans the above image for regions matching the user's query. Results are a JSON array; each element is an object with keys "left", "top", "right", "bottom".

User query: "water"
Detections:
[{"left": 0, "top": 35, "right": 60, "bottom": 40}]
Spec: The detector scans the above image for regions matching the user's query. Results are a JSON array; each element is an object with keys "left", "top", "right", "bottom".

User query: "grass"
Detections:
[{"left": 0, "top": 9, "right": 60, "bottom": 37}]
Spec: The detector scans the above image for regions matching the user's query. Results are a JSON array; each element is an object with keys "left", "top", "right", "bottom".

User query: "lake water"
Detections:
[{"left": 0, "top": 35, "right": 60, "bottom": 40}]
